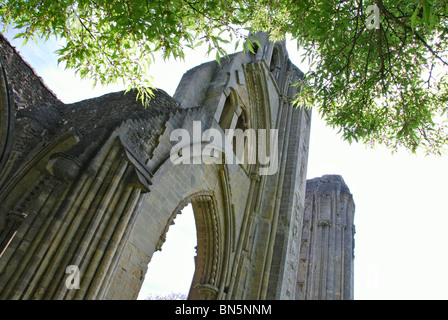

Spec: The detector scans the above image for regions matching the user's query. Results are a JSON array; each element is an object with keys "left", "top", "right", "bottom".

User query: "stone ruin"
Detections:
[{"left": 0, "top": 32, "right": 355, "bottom": 300}]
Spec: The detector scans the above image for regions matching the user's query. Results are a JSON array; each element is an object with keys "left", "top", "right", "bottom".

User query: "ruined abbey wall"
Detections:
[{"left": 0, "top": 33, "right": 354, "bottom": 300}]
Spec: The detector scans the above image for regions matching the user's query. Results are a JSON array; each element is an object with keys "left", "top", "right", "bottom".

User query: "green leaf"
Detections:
[
  {"left": 234, "top": 39, "right": 240, "bottom": 51},
  {"left": 194, "top": 40, "right": 204, "bottom": 48},
  {"left": 215, "top": 50, "right": 221, "bottom": 65},
  {"left": 422, "top": 0, "right": 430, "bottom": 26},
  {"left": 411, "top": 5, "right": 420, "bottom": 30}
]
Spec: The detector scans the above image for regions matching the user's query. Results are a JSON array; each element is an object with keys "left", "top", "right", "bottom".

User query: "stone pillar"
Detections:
[{"left": 296, "top": 175, "right": 355, "bottom": 300}]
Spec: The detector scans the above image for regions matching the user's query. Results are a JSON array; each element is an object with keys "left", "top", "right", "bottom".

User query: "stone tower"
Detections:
[
  {"left": 0, "top": 32, "right": 355, "bottom": 300},
  {"left": 296, "top": 175, "right": 355, "bottom": 300}
]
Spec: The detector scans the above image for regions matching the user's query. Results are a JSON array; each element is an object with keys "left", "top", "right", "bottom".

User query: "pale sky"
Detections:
[{"left": 4, "top": 29, "right": 448, "bottom": 300}]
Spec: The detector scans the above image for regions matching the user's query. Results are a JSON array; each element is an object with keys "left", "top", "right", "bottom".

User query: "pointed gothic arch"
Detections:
[
  {"left": 269, "top": 44, "right": 283, "bottom": 83},
  {"left": 153, "top": 191, "right": 225, "bottom": 300}
]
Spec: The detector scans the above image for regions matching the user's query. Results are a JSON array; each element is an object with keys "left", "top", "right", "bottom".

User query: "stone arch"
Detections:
[
  {"left": 218, "top": 88, "right": 239, "bottom": 130},
  {"left": 269, "top": 44, "right": 283, "bottom": 83},
  {"left": 243, "top": 59, "right": 279, "bottom": 177},
  {"left": 244, "top": 65, "right": 271, "bottom": 132},
  {"left": 153, "top": 191, "right": 223, "bottom": 300},
  {"left": 102, "top": 145, "right": 240, "bottom": 300},
  {"left": 215, "top": 86, "right": 254, "bottom": 170},
  {"left": 235, "top": 105, "right": 249, "bottom": 131},
  {"left": 186, "top": 193, "right": 222, "bottom": 300}
]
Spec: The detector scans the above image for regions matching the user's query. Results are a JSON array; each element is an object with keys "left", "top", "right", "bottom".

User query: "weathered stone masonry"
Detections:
[
  {"left": 297, "top": 175, "right": 355, "bottom": 300},
  {"left": 0, "top": 32, "right": 355, "bottom": 300}
]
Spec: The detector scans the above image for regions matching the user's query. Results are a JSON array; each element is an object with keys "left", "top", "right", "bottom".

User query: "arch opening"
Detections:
[
  {"left": 219, "top": 94, "right": 235, "bottom": 130},
  {"left": 270, "top": 46, "right": 282, "bottom": 82},
  {"left": 137, "top": 203, "right": 197, "bottom": 300},
  {"left": 137, "top": 192, "right": 223, "bottom": 301}
]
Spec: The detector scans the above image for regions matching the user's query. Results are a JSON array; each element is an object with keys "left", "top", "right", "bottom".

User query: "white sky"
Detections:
[{"left": 4, "top": 29, "right": 448, "bottom": 300}]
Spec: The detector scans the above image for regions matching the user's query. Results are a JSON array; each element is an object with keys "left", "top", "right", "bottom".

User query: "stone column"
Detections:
[{"left": 296, "top": 175, "right": 355, "bottom": 300}]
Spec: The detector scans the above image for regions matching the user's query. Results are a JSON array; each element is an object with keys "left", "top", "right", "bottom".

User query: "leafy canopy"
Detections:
[{"left": 2, "top": 0, "right": 448, "bottom": 154}]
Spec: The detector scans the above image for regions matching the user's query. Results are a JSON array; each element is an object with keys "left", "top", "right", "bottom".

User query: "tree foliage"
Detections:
[
  {"left": 1, "top": 0, "right": 253, "bottom": 101},
  {"left": 286, "top": 0, "right": 448, "bottom": 154},
  {"left": 2, "top": 0, "right": 448, "bottom": 154}
]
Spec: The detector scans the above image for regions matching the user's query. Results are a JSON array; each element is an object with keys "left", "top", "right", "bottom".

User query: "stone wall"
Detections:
[{"left": 0, "top": 32, "right": 354, "bottom": 300}]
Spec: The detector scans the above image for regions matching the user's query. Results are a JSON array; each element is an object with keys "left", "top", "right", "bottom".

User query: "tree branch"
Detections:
[{"left": 376, "top": 0, "right": 448, "bottom": 67}]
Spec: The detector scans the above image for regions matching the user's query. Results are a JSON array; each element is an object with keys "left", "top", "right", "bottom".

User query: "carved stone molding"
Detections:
[
  {"left": 0, "top": 62, "right": 15, "bottom": 179},
  {"left": 317, "top": 219, "right": 332, "bottom": 228},
  {"left": 195, "top": 283, "right": 219, "bottom": 300}
]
